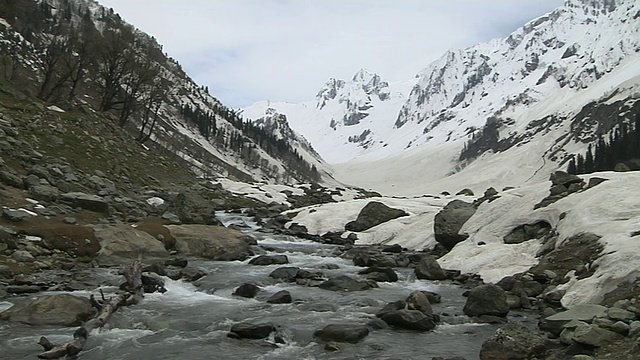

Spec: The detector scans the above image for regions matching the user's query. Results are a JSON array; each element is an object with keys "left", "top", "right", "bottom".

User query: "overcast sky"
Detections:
[{"left": 98, "top": 0, "right": 565, "bottom": 108}]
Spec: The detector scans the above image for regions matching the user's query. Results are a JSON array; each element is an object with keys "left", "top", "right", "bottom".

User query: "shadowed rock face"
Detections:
[{"left": 345, "top": 201, "right": 408, "bottom": 232}]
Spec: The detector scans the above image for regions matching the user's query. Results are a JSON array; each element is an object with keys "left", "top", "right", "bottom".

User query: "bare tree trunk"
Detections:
[{"left": 37, "top": 259, "right": 144, "bottom": 359}]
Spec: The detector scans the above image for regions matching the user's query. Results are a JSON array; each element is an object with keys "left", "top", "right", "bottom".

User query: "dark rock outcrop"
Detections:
[
  {"left": 227, "top": 322, "right": 275, "bottom": 339},
  {"left": 433, "top": 200, "right": 476, "bottom": 250},
  {"left": 379, "top": 310, "right": 437, "bottom": 331},
  {"left": 345, "top": 201, "right": 408, "bottom": 232},
  {"left": 248, "top": 254, "right": 289, "bottom": 266},
  {"left": 233, "top": 283, "right": 261, "bottom": 298},
  {"left": 267, "top": 290, "right": 292, "bottom": 304},
  {"left": 319, "top": 275, "right": 377, "bottom": 292}
]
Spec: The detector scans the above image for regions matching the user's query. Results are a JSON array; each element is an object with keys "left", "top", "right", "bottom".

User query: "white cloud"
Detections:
[{"left": 99, "top": 0, "right": 565, "bottom": 107}]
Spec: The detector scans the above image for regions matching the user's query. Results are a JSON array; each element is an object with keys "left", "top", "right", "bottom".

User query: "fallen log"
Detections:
[{"left": 37, "top": 259, "right": 144, "bottom": 359}]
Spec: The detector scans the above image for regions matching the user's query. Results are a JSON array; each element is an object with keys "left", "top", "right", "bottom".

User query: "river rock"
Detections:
[
  {"left": 175, "top": 266, "right": 206, "bottom": 281},
  {"left": 314, "top": 324, "right": 370, "bottom": 343},
  {"left": 572, "top": 322, "right": 623, "bottom": 347},
  {"left": 227, "top": 322, "right": 275, "bottom": 339},
  {"left": 233, "top": 283, "right": 261, "bottom": 298},
  {"left": 248, "top": 254, "right": 289, "bottom": 266},
  {"left": 540, "top": 304, "right": 608, "bottom": 336},
  {"left": 406, "top": 291, "right": 433, "bottom": 315},
  {"left": 319, "top": 275, "right": 377, "bottom": 292},
  {"left": 480, "top": 324, "right": 549, "bottom": 360},
  {"left": 345, "top": 201, "right": 408, "bottom": 232},
  {"left": 167, "top": 224, "right": 253, "bottom": 261},
  {"left": 607, "top": 307, "right": 635, "bottom": 322},
  {"left": 380, "top": 309, "right": 437, "bottom": 331},
  {"left": 414, "top": 255, "right": 447, "bottom": 280},
  {"left": 269, "top": 267, "right": 301, "bottom": 282},
  {"left": 463, "top": 284, "right": 509, "bottom": 318},
  {"left": 94, "top": 224, "right": 169, "bottom": 265},
  {"left": 421, "top": 290, "right": 442, "bottom": 304},
  {"left": 358, "top": 266, "right": 398, "bottom": 282},
  {"left": 0, "top": 294, "right": 93, "bottom": 326},
  {"left": 267, "top": 290, "right": 292, "bottom": 304},
  {"left": 433, "top": 200, "right": 476, "bottom": 250}
]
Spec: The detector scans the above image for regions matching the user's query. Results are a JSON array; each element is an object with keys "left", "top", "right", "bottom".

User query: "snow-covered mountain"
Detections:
[{"left": 245, "top": 0, "right": 640, "bottom": 195}]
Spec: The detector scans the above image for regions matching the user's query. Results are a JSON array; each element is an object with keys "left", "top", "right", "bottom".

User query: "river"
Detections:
[{"left": 0, "top": 212, "right": 533, "bottom": 359}]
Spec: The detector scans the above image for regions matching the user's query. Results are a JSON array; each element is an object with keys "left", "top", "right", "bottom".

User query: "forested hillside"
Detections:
[{"left": 0, "top": 0, "right": 322, "bottom": 183}]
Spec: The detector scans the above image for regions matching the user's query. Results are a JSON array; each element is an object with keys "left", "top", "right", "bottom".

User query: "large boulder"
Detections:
[
  {"left": 414, "top": 256, "right": 447, "bottom": 280},
  {"left": 406, "top": 291, "right": 433, "bottom": 315},
  {"left": 379, "top": 309, "right": 437, "bottom": 331},
  {"left": 267, "top": 290, "right": 292, "bottom": 304},
  {"left": 248, "top": 254, "right": 289, "bottom": 266},
  {"left": 227, "top": 322, "right": 275, "bottom": 339},
  {"left": 94, "top": 224, "right": 169, "bottom": 265},
  {"left": 433, "top": 200, "right": 476, "bottom": 250},
  {"left": 463, "top": 284, "right": 509, "bottom": 318},
  {"left": 269, "top": 267, "right": 302, "bottom": 282},
  {"left": 560, "top": 321, "right": 623, "bottom": 347},
  {"left": 0, "top": 294, "right": 93, "bottom": 326},
  {"left": 167, "top": 224, "right": 253, "bottom": 261},
  {"left": 480, "top": 324, "right": 549, "bottom": 360},
  {"left": 345, "top": 201, "right": 408, "bottom": 232},
  {"left": 319, "top": 275, "right": 377, "bottom": 292},
  {"left": 233, "top": 283, "right": 261, "bottom": 298},
  {"left": 314, "top": 324, "right": 370, "bottom": 343},
  {"left": 358, "top": 266, "right": 398, "bottom": 282}
]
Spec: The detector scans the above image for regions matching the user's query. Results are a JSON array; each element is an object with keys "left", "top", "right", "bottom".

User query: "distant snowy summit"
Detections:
[{"left": 245, "top": 0, "right": 640, "bottom": 194}]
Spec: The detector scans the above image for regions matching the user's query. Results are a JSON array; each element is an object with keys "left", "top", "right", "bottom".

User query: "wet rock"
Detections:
[
  {"left": 249, "top": 254, "right": 289, "bottom": 266},
  {"left": 414, "top": 255, "right": 447, "bottom": 280},
  {"left": 376, "top": 300, "right": 406, "bottom": 318},
  {"left": 167, "top": 224, "right": 253, "bottom": 261},
  {"left": 406, "top": 290, "right": 433, "bottom": 315},
  {"left": 269, "top": 266, "right": 301, "bottom": 282},
  {"left": 267, "top": 290, "right": 292, "bottom": 304},
  {"left": 433, "top": 200, "right": 476, "bottom": 250},
  {"left": 319, "top": 275, "right": 377, "bottom": 292},
  {"left": 382, "top": 244, "right": 403, "bottom": 253},
  {"left": 380, "top": 309, "right": 437, "bottom": 331},
  {"left": 421, "top": 291, "right": 442, "bottom": 304},
  {"left": 298, "top": 303, "right": 337, "bottom": 312},
  {"left": 345, "top": 201, "right": 408, "bottom": 232},
  {"left": 314, "top": 324, "right": 370, "bottom": 343},
  {"left": 227, "top": 322, "right": 275, "bottom": 339},
  {"left": 141, "top": 274, "right": 166, "bottom": 293},
  {"left": 463, "top": 284, "right": 509, "bottom": 318},
  {"left": 177, "top": 267, "right": 206, "bottom": 281},
  {"left": 480, "top": 324, "right": 549, "bottom": 360},
  {"left": 0, "top": 294, "right": 93, "bottom": 326},
  {"left": 233, "top": 283, "right": 261, "bottom": 298},
  {"left": 358, "top": 266, "right": 398, "bottom": 282}
]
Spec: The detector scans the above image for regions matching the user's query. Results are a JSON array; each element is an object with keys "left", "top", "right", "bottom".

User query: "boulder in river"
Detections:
[
  {"left": 463, "top": 284, "right": 509, "bottom": 318},
  {"left": 233, "top": 283, "right": 261, "bottom": 298},
  {"left": 267, "top": 290, "right": 292, "bottom": 304},
  {"left": 248, "top": 254, "right": 289, "bottom": 266},
  {"left": 269, "top": 267, "right": 301, "bottom": 282},
  {"left": 227, "top": 322, "right": 275, "bottom": 339},
  {"left": 0, "top": 294, "right": 93, "bottom": 326},
  {"left": 319, "top": 275, "right": 377, "bottom": 292},
  {"left": 167, "top": 224, "right": 253, "bottom": 261},
  {"left": 406, "top": 290, "right": 433, "bottom": 315},
  {"left": 379, "top": 309, "right": 437, "bottom": 331},
  {"left": 314, "top": 324, "right": 370, "bottom": 343},
  {"left": 414, "top": 255, "right": 447, "bottom": 280}
]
